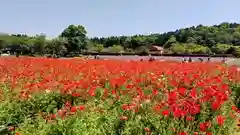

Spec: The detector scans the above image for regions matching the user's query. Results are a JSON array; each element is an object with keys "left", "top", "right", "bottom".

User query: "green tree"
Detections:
[
  {"left": 47, "top": 38, "right": 67, "bottom": 55},
  {"left": 33, "top": 34, "right": 46, "bottom": 55},
  {"left": 184, "top": 43, "right": 211, "bottom": 54},
  {"left": 94, "top": 44, "right": 104, "bottom": 53},
  {"left": 211, "top": 44, "right": 232, "bottom": 54},
  {"left": 0, "top": 40, "right": 7, "bottom": 50},
  {"left": 163, "top": 36, "right": 177, "bottom": 48},
  {"left": 232, "top": 46, "right": 240, "bottom": 57},
  {"left": 135, "top": 46, "right": 149, "bottom": 55},
  {"left": 170, "top": 44, "right": 185, "bottom": 54},
  {"left": 87, "top": 43, "right": 105, "bottom": 53},
  {"left": 109, "top": 45, "right": 124, "bottom": 53},
  {"left": 60, "top": 25, "right": 87, "bottom": 52}
]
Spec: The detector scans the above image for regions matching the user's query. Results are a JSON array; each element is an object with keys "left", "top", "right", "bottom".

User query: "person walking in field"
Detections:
[
  {"left": 221, "top": 57, "right": 226, "bottom": 63},
  {"left": 207, "top": 57, "right": 211, "bottom": 62},
  {"left": 149, "top": 56, "right": 155, "bottom": 62},
  {"left": 94, "top": 55, "right": 100, "bottom": 59},
  {"left": 148, "top": 54, "right": 155, "bottom": 62},
  {"left": 188, "top": 57, "right": 192, "bottom": 62},
  {"left": 15, "top": 50, "right": 21, "bottom": 58},
  {"left": 182, "top": 57, "right": 187, "bottom": 63}
]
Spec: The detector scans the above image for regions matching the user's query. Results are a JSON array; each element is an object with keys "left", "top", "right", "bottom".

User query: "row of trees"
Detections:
[
  {"left": 1, "top": 22, "right": 240, "bottom": 56},
  {"left": 0, "top": 25, "right": 88, "bottom": 56}
]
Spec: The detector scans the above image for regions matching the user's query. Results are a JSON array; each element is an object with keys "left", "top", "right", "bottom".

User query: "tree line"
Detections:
[{"left": 1, "top": 22, "right": 240, "bottom": 57}]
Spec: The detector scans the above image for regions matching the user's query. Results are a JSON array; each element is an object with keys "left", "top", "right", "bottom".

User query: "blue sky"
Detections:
[{"left": 0, "top": 0, "right": 239, "bottom": 38}]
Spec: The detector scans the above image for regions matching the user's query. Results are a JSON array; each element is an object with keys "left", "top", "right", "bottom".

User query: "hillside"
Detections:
[
  {"left": 91, "top": 22, "right": 240, "bottom": 47},
  {"left": 89, "top": 22, "right": 240, "bottom": 55},
  {"left": 0, "top": 22, "right": 240, "bottom": 56}
]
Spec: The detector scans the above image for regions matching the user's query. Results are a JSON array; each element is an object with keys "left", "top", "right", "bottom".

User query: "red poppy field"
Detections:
[{"left": 0, "top": 57, "right": 240, "bottom": 135}]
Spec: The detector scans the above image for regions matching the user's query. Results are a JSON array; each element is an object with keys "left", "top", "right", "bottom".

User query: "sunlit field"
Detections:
[{"left": 0, "top": 57, "right": 240, "bottom": 135}]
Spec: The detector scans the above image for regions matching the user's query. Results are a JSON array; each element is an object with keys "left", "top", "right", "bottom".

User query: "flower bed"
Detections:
[{"left": 0, "top": 57, "right": 239, "bottom": 135}]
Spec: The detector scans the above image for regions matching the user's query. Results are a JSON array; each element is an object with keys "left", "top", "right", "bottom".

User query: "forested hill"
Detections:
[
  {"left": 90, "top": 22, "right": 240, "bottom": 48},
  {"left": 1, "top": 22, "right": 240, "bottom": 56}
]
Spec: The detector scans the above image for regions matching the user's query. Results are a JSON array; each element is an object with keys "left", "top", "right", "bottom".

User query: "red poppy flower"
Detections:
[
  {"left": 78, "top": 105, "right": 85, "bottom": 111},
  {"left": 70, "top": 106, "right": 78, "bottom": 113},
  {"left": 216, "top": 115, "right": 225, "bottom": 126},
  {"left": 162, "top": 109, "right": 170, "bottom": 117}
]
